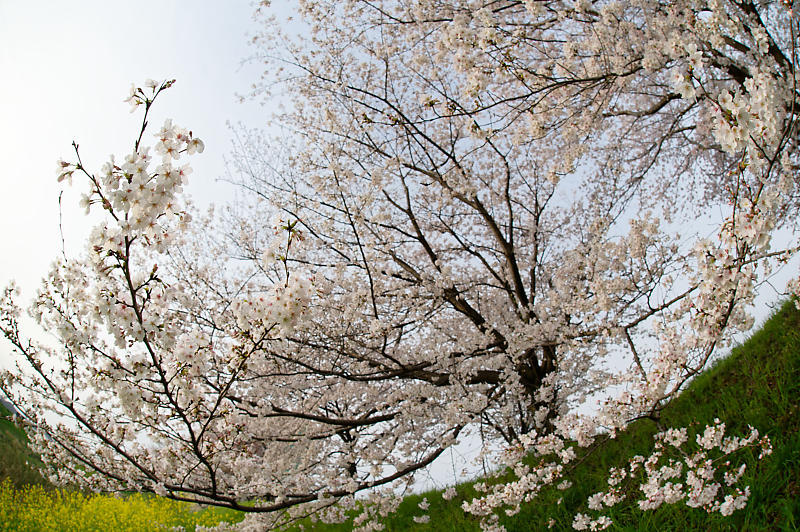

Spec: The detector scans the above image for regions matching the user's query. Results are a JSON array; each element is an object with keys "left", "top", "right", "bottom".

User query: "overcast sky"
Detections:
[{"left": 0, "top": 1, "right": 267, "bottom": 309}]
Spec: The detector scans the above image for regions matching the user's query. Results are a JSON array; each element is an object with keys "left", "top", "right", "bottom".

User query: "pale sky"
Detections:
[{"left": 0, "top": 1, "right": 265, "bottom": 335}]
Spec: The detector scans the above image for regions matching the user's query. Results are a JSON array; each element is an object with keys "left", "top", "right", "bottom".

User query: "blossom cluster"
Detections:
[
  {"left": 462, "top": 420, "right": 770, "bottom": 531},
  {"left": 588, "top": 420, "right": 770, "bottom": 527},
  {"left": 58, "top": 86, "right": 202, "bottom": 258},
  {"left": 231, "top": 273, "right": 312, "bottom": 337}
]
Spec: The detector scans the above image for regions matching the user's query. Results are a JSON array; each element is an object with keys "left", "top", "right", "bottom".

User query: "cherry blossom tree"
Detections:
[{"left": 1, "top": 0, "right": 798, "bottom": 529}]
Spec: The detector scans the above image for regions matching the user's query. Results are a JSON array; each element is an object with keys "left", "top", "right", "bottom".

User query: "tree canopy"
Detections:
[{"left": 1, "top": 1, "right": 798, "bottom": 529}]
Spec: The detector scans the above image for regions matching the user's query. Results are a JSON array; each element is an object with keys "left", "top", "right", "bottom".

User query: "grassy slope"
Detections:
[
  {"left": 292, "top": 300, "right": 800, "bottom": 531},
  {"left": 0, "top": 401, "right": 49, "bottom": 488}
]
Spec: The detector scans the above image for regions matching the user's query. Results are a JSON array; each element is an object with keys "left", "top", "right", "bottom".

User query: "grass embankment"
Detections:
[
  {"left": 0, "top": 401, "right": 47, "bottom": 489},
  {"left": 291, "top": 300, "right": 800, "bottom": 531}
]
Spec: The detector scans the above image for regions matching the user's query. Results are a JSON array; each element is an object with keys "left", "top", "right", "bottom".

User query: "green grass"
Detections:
[
  {"left": 0, "top": 400, "right": 49, "bottom": 489},
  {"left": 1, "top": 300, "right": 798, "bottom": 530},
  {"left": 287, "top": 299, "right": 800, "bottom": 531}
]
